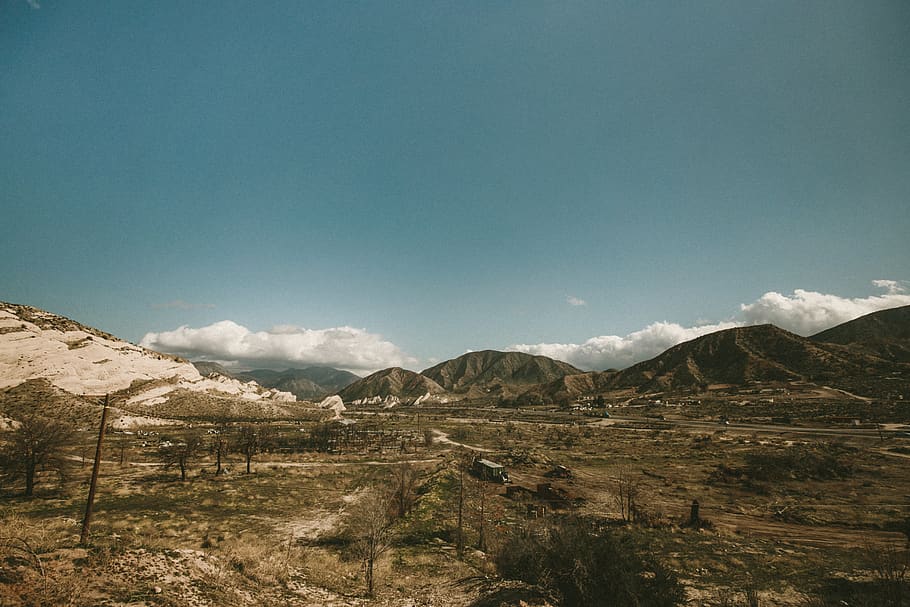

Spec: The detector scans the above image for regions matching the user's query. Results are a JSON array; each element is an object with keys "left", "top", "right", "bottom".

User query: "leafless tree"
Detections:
[
  {"left": 868, "top": 542, "right": 908, "bottom": 606},
  {"left": 390, "top": 462, "right": 419, "bottom": 519},
  {"left": 209, "top": 423, "right": 230, "bottom": 475},
  {"left": 159, "top": 433, "right": 202, "bottom": 481},
  {"left": 114, "top": 435, "right": 131, "bottom": 466},
  {"left": 348, "top": 488, "right": 396, "bottom": 596},
  {"left": 0, "top": 415, "right": 73, "bottom": 497},
  {"left": 236, "top": 424, "right": 271, "bottom": 474},
  {"left": 615, "top": 467, "right": 640, "bottom": 523}
]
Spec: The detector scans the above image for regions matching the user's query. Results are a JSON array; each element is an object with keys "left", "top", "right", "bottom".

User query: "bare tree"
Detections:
[
  {"left": 114, "top": 435, "right": 131, "bottom": 466},
  {"left": 615, "top": 467, "right": 640, "bottom": 523},
  {"left": 867, "top": 542, "right": 908, "bottom": 607},
  {"left": 209, "top": 424, "right": 230, "bottom": 475},
  {"left": 348, "top": 488, "right": 396, "bottom": 596},
  {"left": 159, "top": 433, "right": 202, "bottom": 481},
  {"left": 0, "top": 415, "right": 73, "bottom": 497},
  {"left": 390, "top": 462, "right": 419, "bottom": 519},
  {"left": 236, "top": 424, "right": 271, "bottom": 474}
]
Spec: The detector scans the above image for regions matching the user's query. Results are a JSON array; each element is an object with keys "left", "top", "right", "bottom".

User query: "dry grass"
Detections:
[{"left": 0, "top": 399, "right": 907, "bottom": 605}]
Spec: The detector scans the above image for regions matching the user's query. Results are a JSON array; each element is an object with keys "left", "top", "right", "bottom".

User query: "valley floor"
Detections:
[{"left": 2, "top": 398, "right": 909, "bottom": 606}]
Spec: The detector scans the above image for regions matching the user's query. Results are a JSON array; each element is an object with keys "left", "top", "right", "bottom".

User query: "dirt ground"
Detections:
[{"left": 1, "top": 397, "right": 908, "bottom": 606}]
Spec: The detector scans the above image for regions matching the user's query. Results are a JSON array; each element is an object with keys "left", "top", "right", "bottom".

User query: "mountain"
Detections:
[
  {"left": 513, "top": 370, "right": 618, "bottom": 406},
  {"left": 336, "top": 351, "right": 584, "bottom": 405},
  {"left": 0, "top": 302, "right": 297, "bottom": 425},
  {"left": 598, "top": 321, "right": 909, "bottom": 398},
  {"left": 337, "top": 367, "right": 444, "bottom": 405},
  {"left": 193, "top": 361, "right": 237, "bottom": 378},
  {"left": 191, "top": 364, "right": 361, "bottom": 400},
  {"left": 421, "top": 350, "right": 583, "bottom": 396},
  {"left": 811, "top": 304, "right": 910, "bottom": 363},
  {"left": 241, "top": 367, "right": 360, "bottom": 400}
]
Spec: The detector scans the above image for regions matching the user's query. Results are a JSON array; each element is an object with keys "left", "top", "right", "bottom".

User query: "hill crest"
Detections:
[
  {"left": 421, "top": 350, "right": 582, "bottom": 393},
  {"left": 337, "top": 367, "right": 444, "bottom": 405}
]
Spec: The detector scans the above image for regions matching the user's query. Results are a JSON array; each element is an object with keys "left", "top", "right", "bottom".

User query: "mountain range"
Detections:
[
  {"left": 2, "top": 301, "right": 908, "bottom": 422},
  {"left": 517, "top": 309, "right": 910, "bottom": 404},
  {"left": 193, "top": 362, "right": 360, "bottom": 400},
  {"left": 337, "top": 306, "right": 910, "bottom": 404}
]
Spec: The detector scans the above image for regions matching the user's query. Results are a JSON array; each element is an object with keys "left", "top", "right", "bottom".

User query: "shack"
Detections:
[{"left": 471, "top": 457, "right": 511, "bottom": 483}]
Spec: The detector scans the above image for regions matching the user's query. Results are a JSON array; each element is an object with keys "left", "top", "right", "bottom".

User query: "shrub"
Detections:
[{"left": 493, "top": 515, "right": 684, "bottom": 607}]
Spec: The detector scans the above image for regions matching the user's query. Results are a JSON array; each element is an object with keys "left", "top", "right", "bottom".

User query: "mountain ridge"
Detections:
[
  {"left": 421, "top": 349, "right": 583, "bottom": 392},
  {"left": 192, "top": 363, "right": 360, "bottom": 400},
  {"left": 517, "top": 314, "right": 910, "bottom": 404},
  {"left": 811, "top": 304, "right": 910, "bottom": 363},
  {"left": 337, "top": 367, "right": 444, "bottom": 405}
]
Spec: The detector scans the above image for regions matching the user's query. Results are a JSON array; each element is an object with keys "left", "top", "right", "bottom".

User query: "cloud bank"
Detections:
[
  {"left": 740, "top": 281, "right": 910, "bottom": 335},
  {"left": 140, "top": 321, "right": 416, "bottom": 374},
  {"left": 510, "top": 281, "right": 910, "bottom": 371},
  {"left": 511, "top": 320, "right": 740, "bottom": 371}
]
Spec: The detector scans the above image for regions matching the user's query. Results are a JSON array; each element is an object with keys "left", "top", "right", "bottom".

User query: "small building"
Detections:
[{"left": 471, "top": 457, "right": 511, "bottom": 483}]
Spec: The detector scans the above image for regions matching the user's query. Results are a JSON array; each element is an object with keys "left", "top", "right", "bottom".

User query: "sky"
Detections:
[{"left": 2, "top": 1, "right": 909, "bottom": 375}]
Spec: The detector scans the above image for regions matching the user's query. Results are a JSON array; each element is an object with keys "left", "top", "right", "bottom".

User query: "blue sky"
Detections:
[{"left": 2, "top": 2, "right": 909, "bottom": 374}]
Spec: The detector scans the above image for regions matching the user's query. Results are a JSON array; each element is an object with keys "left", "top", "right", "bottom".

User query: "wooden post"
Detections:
[
  {"left": 80, "top": 394, "right": 109, "bottom": 545},
  {"left": 477, "top": 480, "right": 486, "bottom": 552},
  {"left": 689, "top": 499, "right": 700, "bottom": 527},
  {"left": 457, "top": 460, "right": 465, "bottom": 558}
]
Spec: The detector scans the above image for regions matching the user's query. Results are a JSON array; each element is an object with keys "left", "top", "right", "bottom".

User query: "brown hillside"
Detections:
[
  {"left": 421, "top": 350, "right": 582, "bottom": 393},
  {"left": 608, "top": 324, "right": 897, "bottom": 394},
  {"left": 337, "top": 367, "right": 444, "bottom": 402},
  {"left": 811, "top": 304, "right": 910, "bottom": 363}
]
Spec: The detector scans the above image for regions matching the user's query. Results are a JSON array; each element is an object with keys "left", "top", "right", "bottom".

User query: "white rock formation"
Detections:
[{"left": 0, "top": 304, "right": 295, "bottom": 404}]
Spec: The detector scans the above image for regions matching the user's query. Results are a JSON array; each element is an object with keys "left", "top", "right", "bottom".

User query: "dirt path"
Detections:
[
  {"left": 590, "top": 416, "right": 898, "bottom": 439},
  {"left": 711, "top": 512, "right": 907, "bottom": 549},
  {"left": 822, "top": 386, "right": 873, "bottom": 402},
  {"left": 430, "top": 428, "right": 493, "bottom": 452},
  {"left": 253, "top": 457, "right": 440, "bottom": 468}
]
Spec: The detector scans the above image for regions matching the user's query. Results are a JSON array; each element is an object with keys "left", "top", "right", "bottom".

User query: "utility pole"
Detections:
[
  {"left": 80, "top": 394, "right": 109, "bottom": 545},
  {"left": 477, "top": 479, "right": 486, "bottom": 552},
  {"left": 457, "top": 456, "right": 465, "bottom": 558}
]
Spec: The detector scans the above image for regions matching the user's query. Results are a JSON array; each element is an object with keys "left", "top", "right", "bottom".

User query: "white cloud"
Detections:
[
  {"left": 740, "top": 283, "right": 910, "bottom": 335},
  {"left": 872, "top": 279, "right": 906, "bottom": 295},
  {"left": 566, "top": 295, "right": 587, "bottom": 307},
  {"left": 140, "top": 321, "right": 416, "bottom": 374},
  {"left": 509, "top": 320, "right": 739, "bottom": 371},
  {"left": 510, "top": 280, "right": 910, "bottom": 371}
]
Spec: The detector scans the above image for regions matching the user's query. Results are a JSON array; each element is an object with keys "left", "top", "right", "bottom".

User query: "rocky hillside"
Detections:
[
  {"left": 606, "top": 322, "right": 910, "bottom": 398},
  {"left": 0, "top": 302, "right": 297, "bottom": 425},
  {"left": 421, "top": 350, "right": 582, "bottom": 394},
  {"left": 811, "top": 304, "right": 910, "bottom": 363},
  {"left": 514, "top": 370, "right": 618, "bottom": 406},
  {"left": 337, "top": 367, "right": 445, "bottom": 405},
  {"left": 606, "top": 324, "right": 863, "bottom": 392}
]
